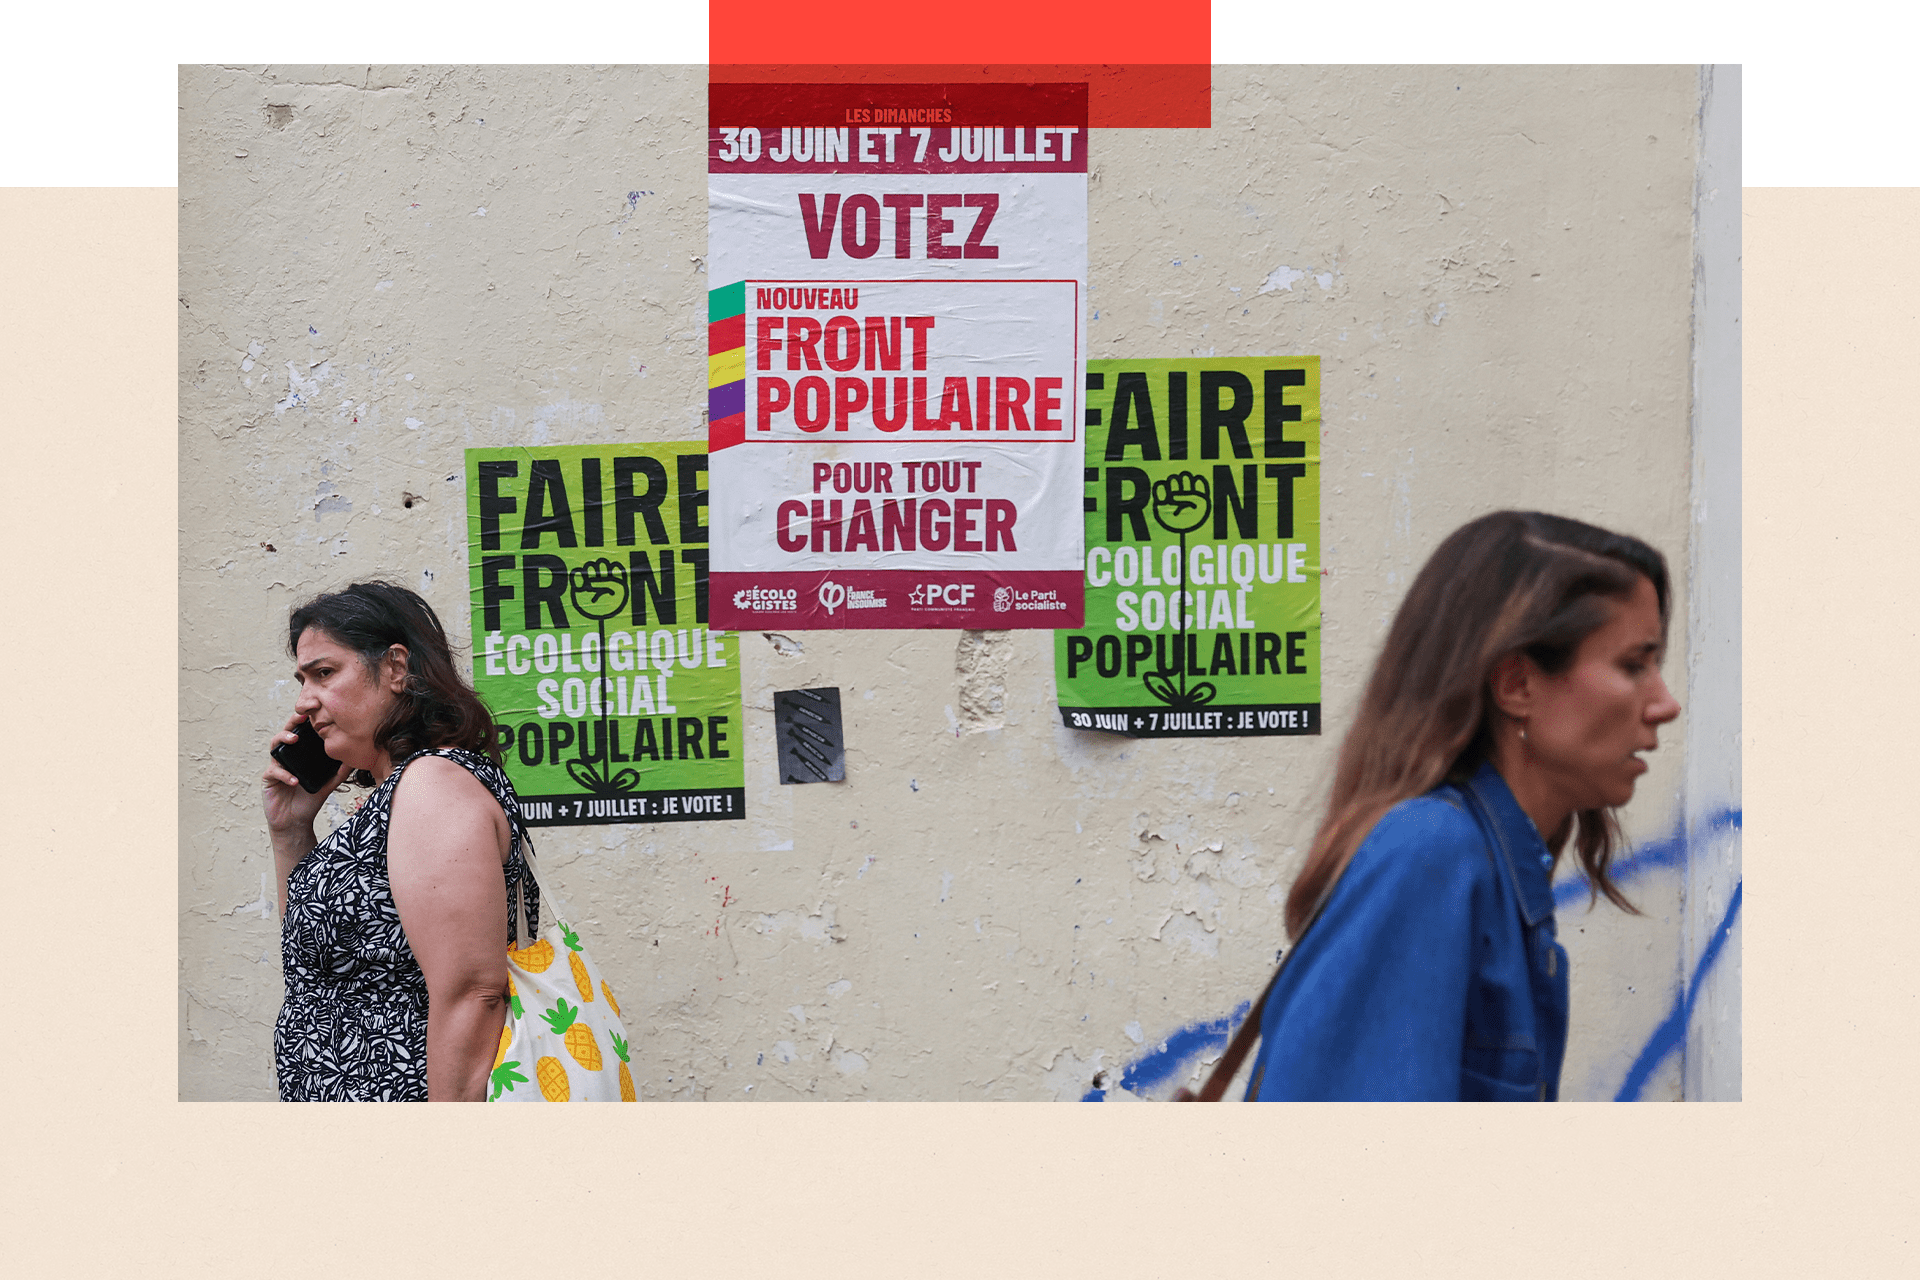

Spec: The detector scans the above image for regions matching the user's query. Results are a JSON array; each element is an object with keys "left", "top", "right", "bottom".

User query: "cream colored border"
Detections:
[{"left": 3, "top": 182, "right": 1913, "bottom": 1269}]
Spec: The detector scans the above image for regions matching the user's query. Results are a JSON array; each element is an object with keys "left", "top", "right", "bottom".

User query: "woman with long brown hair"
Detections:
[
  {"left": 262, "top": 581, "right": 537, "bottom": 1101},
  {"left": 1240, "top": 511, "right": 1680, "bottom": 1100}
]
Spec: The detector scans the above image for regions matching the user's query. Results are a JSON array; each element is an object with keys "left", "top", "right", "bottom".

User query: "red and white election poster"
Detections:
[{"left": 706, "top": 83, "right": 1087, "bottom": 630}]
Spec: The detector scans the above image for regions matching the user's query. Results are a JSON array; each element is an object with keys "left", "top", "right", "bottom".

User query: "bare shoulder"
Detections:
[{"left": 390, "top": 754, "right": 510, "bottom": 857}]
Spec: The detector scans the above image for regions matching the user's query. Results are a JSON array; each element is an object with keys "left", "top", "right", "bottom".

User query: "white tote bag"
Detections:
[{"left": 489, "top": 844, "right": 636, "bottom": 1102}]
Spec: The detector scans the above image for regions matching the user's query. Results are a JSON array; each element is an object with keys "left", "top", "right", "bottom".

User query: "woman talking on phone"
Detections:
[
  {"left": 262, "top": 581, "right": 535, "bottom": 1102},
  {"left": 1236, "top": 511, "right": 1681, "bottom": 1101}
]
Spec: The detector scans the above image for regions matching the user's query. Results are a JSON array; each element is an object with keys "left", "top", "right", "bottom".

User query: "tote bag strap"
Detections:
[
  {"left": 1174, "top": 899, "right": 1329, "bottom": 1101},
  {"left": 506, "top": 825, "right": 572, "bottom": 936},
  {"left": 1172, "top": 959, "right": 1288, "bottom": 1101},
  {"left": 517, "top": 838, "right": 573, "bottom": 925},
  {"left": 1173, "top": 861, "right": 1342, "bottom": 1101},
  {"left": 507, "top": 820, "right": 575, "bottom": 944}
]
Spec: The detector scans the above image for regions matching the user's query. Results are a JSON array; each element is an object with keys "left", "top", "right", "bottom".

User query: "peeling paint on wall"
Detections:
[{"left": 955, "top": 630, "right": 1012, "bottom": 734}]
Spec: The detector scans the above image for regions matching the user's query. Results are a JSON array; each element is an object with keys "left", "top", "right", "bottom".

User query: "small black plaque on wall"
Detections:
[{"left": 773, "top": 686, "right": 846, "bottom": 784}]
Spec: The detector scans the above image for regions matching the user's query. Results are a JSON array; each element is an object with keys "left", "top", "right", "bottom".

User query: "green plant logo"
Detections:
[
  {"left": 564, "top": 558, "right": 642, "bottom": 796},
  {"left": 1144, "top": 471, "right": 1216, "bottom": 710}
]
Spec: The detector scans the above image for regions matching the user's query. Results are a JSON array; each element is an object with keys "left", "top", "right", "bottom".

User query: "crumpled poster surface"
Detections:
[
  {"left": 1054, "top": 357, "right": 1322, "bottom": 738},
  {"left": 465, "top": 442, "right": 747, "bottom": 825},
  {"left": 706, "top": 82, "right": 1088, "bottom": 630}
]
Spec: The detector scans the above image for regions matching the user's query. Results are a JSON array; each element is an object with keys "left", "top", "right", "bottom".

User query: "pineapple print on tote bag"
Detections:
[{"left": 490, "top": 843, "right": 635, "bottom": 1102}]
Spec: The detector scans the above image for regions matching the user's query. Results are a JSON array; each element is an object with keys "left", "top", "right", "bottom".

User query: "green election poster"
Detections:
[
  {"left": 466, "top": 443, "right": 746, "bottom": 825},
  {"left": 1054, "top": 357, "right": 1321, "bottom": 737}
]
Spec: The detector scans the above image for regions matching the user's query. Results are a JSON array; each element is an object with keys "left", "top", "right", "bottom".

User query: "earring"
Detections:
[{"left": 1519, "top": 724, "right": 1529, "bottom": 744}]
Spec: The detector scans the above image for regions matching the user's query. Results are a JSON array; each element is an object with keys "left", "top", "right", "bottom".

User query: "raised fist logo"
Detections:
[
  {"left": 563, "top": 557, "right": 639, "bottom": 798},
  {"left": 1151, "top": 472, "right": 1212, "bottom": 535},
  {"left": 568, "top": 558, "right": 629, "bottom": 621},
  {"left": 993, "top": 586, "right": 1013, "bottom": 612},
  {"left": 1138, "top": 470, "right": 1217, "bottom": 712}
]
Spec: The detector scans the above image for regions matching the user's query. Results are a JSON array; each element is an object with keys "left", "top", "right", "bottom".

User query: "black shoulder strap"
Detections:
[
  {"left": 1173, "top": 861, "right": 1340, "bottom": 1101},
  {"left": 1172, "top": 957, "right": 1290, "bottom": 1101}
]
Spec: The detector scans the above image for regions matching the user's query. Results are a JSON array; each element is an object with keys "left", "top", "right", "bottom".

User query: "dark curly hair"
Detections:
[{"left": 287, "top": 581, "right": 501, "bottom": 786}]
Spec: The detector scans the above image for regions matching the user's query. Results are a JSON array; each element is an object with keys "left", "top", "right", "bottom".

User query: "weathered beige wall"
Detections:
[{"left": 180, "top": 64, "right": 1700, "bottom": 1100}]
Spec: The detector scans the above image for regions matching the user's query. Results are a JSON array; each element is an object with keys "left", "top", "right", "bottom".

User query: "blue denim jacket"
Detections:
[{"left": 1245, "top": 761, "right": 1570, "bottom": 1101}]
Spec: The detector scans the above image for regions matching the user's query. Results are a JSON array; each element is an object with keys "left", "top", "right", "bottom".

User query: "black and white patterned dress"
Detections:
[{"left": 274, "top": 747, "right": 538, "bottom": 1102}]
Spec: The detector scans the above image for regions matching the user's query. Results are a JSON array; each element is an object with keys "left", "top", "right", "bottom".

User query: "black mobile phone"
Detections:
[{"left": 271, "top": 719, "right": 343, "bottom": 794}]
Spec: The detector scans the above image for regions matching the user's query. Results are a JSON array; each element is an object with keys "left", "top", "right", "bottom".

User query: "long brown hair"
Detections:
[
  {"left": 1283, "top": 511, "right": 1670, "bottom": 939},
  {"left": 288, "top": 581, "right": 502, "bottom": 786}
]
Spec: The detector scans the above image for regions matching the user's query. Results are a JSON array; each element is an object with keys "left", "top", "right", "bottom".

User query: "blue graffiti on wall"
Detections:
[
  {"left": 1084, "top": 807, "right": 1742, "bottom": 1101},
  {"left": 1614, "top": 878, "right": 1742, "bottom": 1100},
  {"left": 1551, "top": 807, "right": 1741, "bottom": 908},
  {"left": 1083, "top": 1000, "right": 1254, "bottom": 1102}
]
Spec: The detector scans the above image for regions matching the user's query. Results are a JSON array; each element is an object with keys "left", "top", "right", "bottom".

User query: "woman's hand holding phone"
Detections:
[
  {"left": 265, "top": 711, "right": 349, "bottom": 915},
  {"left": 263, "top": 711, "right": 346, "bottom": 837}
]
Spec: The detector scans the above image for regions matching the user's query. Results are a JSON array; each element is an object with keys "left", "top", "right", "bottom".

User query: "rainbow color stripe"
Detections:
[{"left": 708, "top": 281, "right": 747, "bottom": 452}]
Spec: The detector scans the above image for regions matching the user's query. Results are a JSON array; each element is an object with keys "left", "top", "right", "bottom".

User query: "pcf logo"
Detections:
[{"left": 911, "top": 582, "right": 976, "bottom": 607}]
